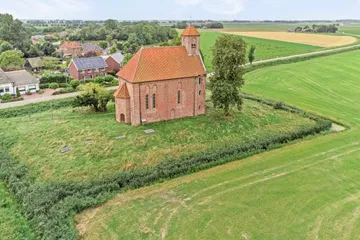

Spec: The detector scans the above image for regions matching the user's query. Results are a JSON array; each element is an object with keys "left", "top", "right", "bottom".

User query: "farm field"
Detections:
[
  {"left": 200, "top": 32, "right": 322, "bottom": 72},
  {"left": 0, "top": 182, "right": 35, "bottom": 240},
  {"left": 0, "top": 100, "right": 317, "bottom": 183},
  {"left": 76, "top": 50, "right": 360, "bottom": 239},
  {"left": 229, "top": 32, "right": 357, "bottom": 47}
]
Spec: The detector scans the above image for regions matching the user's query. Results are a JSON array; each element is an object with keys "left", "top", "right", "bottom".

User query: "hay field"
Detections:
[{"left": 229, "top": 32, "right": 357, "bottom": 47}]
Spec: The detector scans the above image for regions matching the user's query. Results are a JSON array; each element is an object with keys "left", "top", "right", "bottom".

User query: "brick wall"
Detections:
[
  {"left": 116, "top": 76, "right": 206, "bottom": 126},
  {"left": 105, "top": 56, "right": 121, "bottom": 73}
]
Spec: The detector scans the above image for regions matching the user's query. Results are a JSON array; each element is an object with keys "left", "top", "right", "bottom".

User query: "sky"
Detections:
[{"left": 0, "top": 0, "right": 360, "bottom": 20}]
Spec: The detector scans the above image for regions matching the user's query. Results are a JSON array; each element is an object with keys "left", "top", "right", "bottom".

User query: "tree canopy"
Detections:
[
  {"left": 0, "top": 14, "right": 29, "bottom": 49},
  {"left": 209, "top": 35, "right": 247, "bottom": 115},
  {"left": 73, "top": 83, "right": 113, "bottom": 112},
  {"left": 0, "top": 50, "right": 25, "bottom": 68}
]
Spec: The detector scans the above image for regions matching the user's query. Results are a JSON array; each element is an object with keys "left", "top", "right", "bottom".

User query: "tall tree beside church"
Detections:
[{"left": 209, "top": 35, "right": 247, "bottom": 115}]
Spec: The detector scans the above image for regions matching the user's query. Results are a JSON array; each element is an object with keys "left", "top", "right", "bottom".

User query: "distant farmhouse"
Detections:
[
  {"left": 57, "top": 41, "right": 103, "bottom": 57},
  {"left": 0, "top": 69, "right": 40, "bottom": 96},
  {"left": 114, "top": 26, "right": 206, "bottom": 126}
]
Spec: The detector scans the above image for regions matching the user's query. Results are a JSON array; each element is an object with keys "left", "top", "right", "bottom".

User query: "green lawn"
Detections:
[
  {"left": 200, "top": 32, "right": 322, "bottom": 72},
  {"left": 1, "top": 100, "right": 316, "bottom": 183},
  {"left": 76, "top": 50, "right": 360, "bottom": 239},
  {"left": 0, "top": 183, "right": 34, "bottom": 240}
]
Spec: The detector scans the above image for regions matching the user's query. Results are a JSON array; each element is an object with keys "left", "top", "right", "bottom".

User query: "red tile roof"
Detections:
[
  {"left": 114, "top": 83, "right": 130, "bottom": 98},
  {"left": 182, "top": 26, "right": 200, "bottom": 36},
  {"left": 59, "top": 41, "right": 81, "bottom": 49},
  {"left": 117, "top": 46, "right": 206, "bottom": 83}
]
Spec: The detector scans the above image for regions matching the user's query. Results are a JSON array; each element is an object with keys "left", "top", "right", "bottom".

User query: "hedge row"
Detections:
[
  {"left": 0, "top": 95, "right": 333, "bottom": 239},
  {"left": 40, "top": 83, "right": 70, "bottom": 89},
  {"left": 0, "top": 98, "right": 74, "bottom": 118},
  {"left": 40, "top": 74, "right": 72, "bottom": 84},
  {"left": 244, "top": 46, "right": 360, "bottom": 73}
]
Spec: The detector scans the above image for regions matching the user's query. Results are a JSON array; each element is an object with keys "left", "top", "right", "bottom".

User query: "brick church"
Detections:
[{"left": 114, "top": 26, "right": 207, "bottom": 126}]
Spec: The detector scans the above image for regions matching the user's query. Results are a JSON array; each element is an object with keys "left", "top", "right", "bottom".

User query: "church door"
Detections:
[{"left": 120, "top": 114, "right": 125, "bottom": 123}]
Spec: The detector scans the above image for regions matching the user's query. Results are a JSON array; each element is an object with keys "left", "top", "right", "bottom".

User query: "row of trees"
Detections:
[
  {"left": 175, "top": 21, "right": 224, "bottom": 29},
  {"left": 294, "top": 24, "right": 339, "bottom": 33},
  {"left": 69, "top": 21, "right": 178, "bottom": 45}
]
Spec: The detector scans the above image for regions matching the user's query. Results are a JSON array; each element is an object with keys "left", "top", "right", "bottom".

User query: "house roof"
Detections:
[
  {"left": 109, "top": 52, "right": 124, "bottom": 64},
  {"left": 182, "top": 26, "right": 200, "bottom": 36},
  {"left": 117, "top": 46, "right": 206, "bottom": 83},
  {"left": 72, "top": 57, "right": 108, "bottom": 70},
  {"left": 0, "top": 69, "right": 12, "bottom": 85},
  {"left": 4, "top": 70, "right": 39, "bottom": 86},
  {"left": 114, "top": 83, "right": 130, "bottom": 99},
  {"left": 59, "top": 41, "right": 81, "bottom": 49},
  {"left": 27, "top": 57, "right": 44, "bottom": 68},
  {"left": 81, "top": 42, "right": 103, "bottom": 52}
]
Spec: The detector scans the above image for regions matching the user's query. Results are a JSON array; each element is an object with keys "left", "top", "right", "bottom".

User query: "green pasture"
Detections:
[
  {"left": 77, "top": 50, "right": 360, "bottom": 240},
  {"left": 200, "top": 32, "right": 322, "bottom": 72}
]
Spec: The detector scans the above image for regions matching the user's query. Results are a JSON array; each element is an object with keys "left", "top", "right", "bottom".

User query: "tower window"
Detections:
[
  {"left": 178, "top": 90, "right": 181, "bottom": 104},
  {"left": 146, "top": 94, "right": 149, "bottom": 109},
  {"left": 152, "top": 94, "right": 156, "bottom": 108},
  {"left": 191, "top": 44, "right": 196, "bottom": 49},
  {"left": 199, "top": 90, "right": 201, "bottom": 96},
  {"left": 199, "top": 78, "right": 202, "bottom": 84}
]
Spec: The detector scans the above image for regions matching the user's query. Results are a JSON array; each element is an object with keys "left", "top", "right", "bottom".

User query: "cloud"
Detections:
[
  {"left": 0, "top": 0, "right": 90, "bottom": 19},
  {"left": 175, "top": 0, "right": 245, "bottom": 15}
]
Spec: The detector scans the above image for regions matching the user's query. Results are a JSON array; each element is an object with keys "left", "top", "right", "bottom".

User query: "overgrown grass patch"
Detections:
[{"left": 1, "top": 99, "right": 318, "bottom": 183}]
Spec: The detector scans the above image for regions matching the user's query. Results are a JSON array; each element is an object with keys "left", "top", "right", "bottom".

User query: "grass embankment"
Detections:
[
  {"left": 201, "top": 32, "right": 322, "bottom": 72},
  {"left": 0, "top": 183, "right": 35, "bottom": 240},
  {"left": 1, "top": 99, "right": 316, "bottom": 183},
  {"left": 76, "top": 50, "right": 360, "bottom": 239}
]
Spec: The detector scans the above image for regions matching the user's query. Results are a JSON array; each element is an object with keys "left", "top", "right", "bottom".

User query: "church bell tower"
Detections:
[{"left": 181, "top": 25, "right": 200, "bottom": 56}]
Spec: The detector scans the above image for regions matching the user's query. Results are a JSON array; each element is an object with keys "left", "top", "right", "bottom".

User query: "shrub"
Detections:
[
  {"left": 25, "top": 90, "right": 32, "bottom": 96},
  {"left": 40, "top": 74, "right": 71, "bottom": 84},
  {"left": 1, "top": 93, "right": 12, "bottom": 101},
  {"left": 16, "top": 88, "right": 20, "bottom": 97},
  {"left": 52, "top": 88, "right": 76, "bottom": 95},
  {"left": 59, "top": 83, "right": 70, "bottom": 88},
  {"left": 36, "top": 90, "right": 45, "bottom": 94},
  {"left": 49, "top": 83, "right": 59, "bottom": 89},
  {"left": 104, "top": 75, "right": 115, "bottom": 83},
  {"left": 40, "top": 83, "right": 49, "bottom": 89},
  {"left": 70, "top": 80, "right": 80, "bottom": 89},
  {"left": 93, "top": 76, "right": 105, "bottom": 84},
  {"left": 1, "top": 97, "right": 24, "bottom": 103}
]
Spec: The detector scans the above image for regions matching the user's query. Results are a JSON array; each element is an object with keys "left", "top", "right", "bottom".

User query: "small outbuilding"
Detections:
[{"left": 25, "top": 57, "right": 45, "bottom": 72}]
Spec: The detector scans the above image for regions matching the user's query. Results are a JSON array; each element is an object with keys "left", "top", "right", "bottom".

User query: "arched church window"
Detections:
[{"left": 146, "top": 94, "right": 149, "bottom": 109}]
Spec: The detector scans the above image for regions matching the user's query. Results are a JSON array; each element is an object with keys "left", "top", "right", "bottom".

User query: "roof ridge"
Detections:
[{"left": 132, "top": 47, "right": 144, "bottom": 82}]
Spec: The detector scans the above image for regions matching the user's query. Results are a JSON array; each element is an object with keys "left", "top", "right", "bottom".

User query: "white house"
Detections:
[{"left": 0, "top": 69, "right": 40, "bottom": 96}]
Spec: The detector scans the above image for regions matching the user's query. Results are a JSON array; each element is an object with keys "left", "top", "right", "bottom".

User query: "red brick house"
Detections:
[
  {"left": 68, "top": 57, "right": 108, "bottom": 80},
  {"left": 114, "top": 26, "right": 206, "bottom": 126},
  {"left": 103, "top": 52, "right": 124, "bottom": 73},
  {"left": 57, "top": 41, "right": 82, "bottom": 56},
  {"left": 57, "top": 41, "right": 103, "bottom": 57}
]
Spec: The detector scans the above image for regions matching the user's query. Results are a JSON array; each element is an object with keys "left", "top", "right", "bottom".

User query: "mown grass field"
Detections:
[
  {"left": 0, "top": 100, "right": 316, "bottom": 183},
  {"left": 200, "top": 32, "right": 322, "bottom": 72},
  {"left": 0, "top": 182, "right": 34, "bottom": 240},
  {"left": 76, "top": 50, "right": 360, "bottom": 239}
]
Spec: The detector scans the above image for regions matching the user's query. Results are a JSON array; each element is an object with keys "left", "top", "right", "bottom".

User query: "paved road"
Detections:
[
  {"left": 0, "top": 86, "right": 119, "bottom": 109},
  {"left": 207, "top": 43, "right": 360, "bottom": 77}
]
